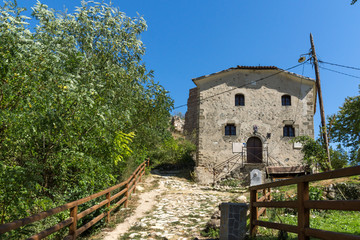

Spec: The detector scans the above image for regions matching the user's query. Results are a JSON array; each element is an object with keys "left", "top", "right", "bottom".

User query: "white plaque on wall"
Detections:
[
  {"left": 293, "top": 142, "right": 302, "bottom": 149},
  {"left": 232, "top": 142, "right": 242, "bottom": 153}
]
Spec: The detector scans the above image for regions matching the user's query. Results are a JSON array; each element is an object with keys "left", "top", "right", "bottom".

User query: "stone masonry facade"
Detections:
[{"left": 184, "top": 66, "right": 316, "bottom": 185}]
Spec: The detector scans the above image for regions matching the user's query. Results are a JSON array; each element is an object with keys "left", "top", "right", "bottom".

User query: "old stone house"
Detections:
[{"left": 184, "top": 66, "right": 316, "bottom": 185}]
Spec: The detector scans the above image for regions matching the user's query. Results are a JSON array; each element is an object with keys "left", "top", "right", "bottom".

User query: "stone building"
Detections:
[{"left": 184, "top": 66, "right": 316, "bottom": 185}]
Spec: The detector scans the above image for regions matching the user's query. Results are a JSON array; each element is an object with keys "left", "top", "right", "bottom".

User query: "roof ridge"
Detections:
[
  {"left": 234, "top": 65, "right": 278, "bottom": 70},
  {"left": 192, "top": 65, "right": 314, "bottom": 82}
]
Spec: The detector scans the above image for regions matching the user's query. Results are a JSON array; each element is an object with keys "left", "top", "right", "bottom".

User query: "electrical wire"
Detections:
[
  {"left": 318, "top": 60, "right": 360, "bottom": 71},
  {"left": 173, "top": 61, "right": 308, "bottom": 110},
  {"left": 318, "top": 65, "right": 360, "bottom": 79}
]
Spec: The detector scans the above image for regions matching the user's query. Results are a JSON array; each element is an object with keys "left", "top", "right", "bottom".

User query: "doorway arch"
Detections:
[{"left": 247, "top": 137, "right": 263, "bottom": 163}]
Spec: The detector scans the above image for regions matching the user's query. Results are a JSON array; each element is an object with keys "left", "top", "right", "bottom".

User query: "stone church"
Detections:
[{"left": 184, "top": 66, "right": 316, "bottom": 185}]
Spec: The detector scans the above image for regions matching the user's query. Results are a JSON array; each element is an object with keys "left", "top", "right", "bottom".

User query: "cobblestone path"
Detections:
[{"left": 116, "top": 172, "right": 240, "bottom": 240}]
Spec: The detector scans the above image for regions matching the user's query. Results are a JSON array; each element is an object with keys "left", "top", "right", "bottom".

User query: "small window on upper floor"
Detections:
[
  {"left": 235, "top": 94, "right": 245, "bottom": 106},
  {"left": 283, "top": 125, "right": 295, "bottom": 137},
  {"left": 282, "top": 95, "right": 291, "bottom": 106},
  {"left": 225, "top": 124, "right": 236, "bottom": 136}
]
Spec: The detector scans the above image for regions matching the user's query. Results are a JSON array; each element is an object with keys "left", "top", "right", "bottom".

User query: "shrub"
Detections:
[{"left": 149, "top": 136, "right": 196, "bottom": 169}]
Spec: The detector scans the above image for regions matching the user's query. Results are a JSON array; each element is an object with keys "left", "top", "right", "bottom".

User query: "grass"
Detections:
[
  {"left": 255, "top": 209, "right": 360, "bottom": 239},
  {"left": 253, "top": 175, "right": 360, "bottom": 239}
]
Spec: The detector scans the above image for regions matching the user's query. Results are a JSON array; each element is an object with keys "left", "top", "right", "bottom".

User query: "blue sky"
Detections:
[{"left": 17, "top": 0, "right": 360, "bottom": 138}]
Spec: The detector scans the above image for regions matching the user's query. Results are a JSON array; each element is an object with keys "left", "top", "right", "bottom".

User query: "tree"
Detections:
[
  {"left": 330, "top": 145, "right": 350, "bottom": 169},
  {"left": 0, "top": 0, "right": 173, "bottom": 234},
  {"left": 291, "top": 136, "right": 329, "bottom": 171},
  {"left": 329, "top": 90, "right": 360, "bottom": 165},
  {"left": 291, "top": 136, "right": 349, "bottom": 171}
]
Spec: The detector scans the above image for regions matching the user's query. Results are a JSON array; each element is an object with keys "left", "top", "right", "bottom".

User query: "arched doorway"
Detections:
[{"left": 247, "top": 137, "right": 262, "bottom": 163}]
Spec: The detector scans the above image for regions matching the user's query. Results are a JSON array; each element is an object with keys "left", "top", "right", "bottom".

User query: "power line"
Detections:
[
  {"left": 173, "top": 62, "right": 307, "bottom": 110},
  {"left": 318, "top": 60, "right": 360, "bottom": 71},
  {"left": 318, "top": 65, "right": 360, "bottom": 79}
]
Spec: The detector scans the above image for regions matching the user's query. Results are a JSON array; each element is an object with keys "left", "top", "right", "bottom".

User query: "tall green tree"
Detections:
[
  {"left": 0, "top": 0, "right": 173, "bottom": 232},
  {"left": 329, "top": 89, "right": 360, "bottom": 165},
  {"left": 292, "top": 136, "right": 349, "bottom": 171}
]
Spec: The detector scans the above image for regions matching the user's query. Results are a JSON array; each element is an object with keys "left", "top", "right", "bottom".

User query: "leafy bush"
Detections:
[
  {"left": 292, "top": 136, "right": 350, "bottom": 170},
  {"left": 201, "top": 227, "right": 219, "bottom": 239},
  {"left": 309, "top": 186, "right": 324, "bottom": 201},
  {"left": 335, "top": 183, "right": 360, "bottom": 200},
  {"left": 149, "top": 136, "right": 196, "bottom": 169},
  {"left": 291, "top": 136, "right": 330, "bottom": 171}
]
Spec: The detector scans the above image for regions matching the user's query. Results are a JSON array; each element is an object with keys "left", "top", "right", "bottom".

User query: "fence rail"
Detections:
[
  {"left": 0, "top": 159, "right": 150, "bottom": 240},
  {"left": 249, "top": 165, "right": 360, "bottom": 240}
]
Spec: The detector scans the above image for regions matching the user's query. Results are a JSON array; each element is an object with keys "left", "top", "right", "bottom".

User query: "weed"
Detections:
[
  {"left": 220, "top": 178, "right": 242, "bottom": 187},
  {"left": 201, "top": 227, "right": 219, "bottom": 239}
]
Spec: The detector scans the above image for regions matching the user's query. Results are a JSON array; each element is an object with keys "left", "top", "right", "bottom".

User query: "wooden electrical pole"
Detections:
[{"left": 310, "top": 33, "right": 331, "bottom": 169}]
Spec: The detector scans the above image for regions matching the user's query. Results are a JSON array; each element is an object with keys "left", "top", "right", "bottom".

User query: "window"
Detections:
[
  {"left": 283, "top": 125, "right": 295, "bottom": 137},
  {"left": 235, "top": 94, "right": 245, "bottom": 106},
  {"left": 225, "top": 124, "right": 236, "bottom": 136},
  {"left": 282, "top": 95, "right": 291, "bottom": 106}
]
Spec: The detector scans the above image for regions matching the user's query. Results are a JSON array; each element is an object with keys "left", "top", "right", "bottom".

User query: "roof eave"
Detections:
[{"left": 193, "top": 66, "right": 315, "bottom": 85}]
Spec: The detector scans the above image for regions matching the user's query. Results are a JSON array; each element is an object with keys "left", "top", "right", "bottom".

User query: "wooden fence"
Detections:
[
  {"left": 249, "top": 165, "right": 360, "bottom": 240},
  {"left": 0, "top": 159, "right": 149, "bottom": 240}
]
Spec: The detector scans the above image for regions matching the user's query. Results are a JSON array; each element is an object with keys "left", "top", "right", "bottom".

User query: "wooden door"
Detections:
[{"left": 247, "top": 137, "right": 262, "bottom": 163}]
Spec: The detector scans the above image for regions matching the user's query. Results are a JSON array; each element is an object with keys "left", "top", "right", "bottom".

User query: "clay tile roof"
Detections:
[
  {"left": 233, "top": 66, "right": 278, "bottom": 70},
  {"left": 192, "top": 65, "right": 314, "bottom": 82}
]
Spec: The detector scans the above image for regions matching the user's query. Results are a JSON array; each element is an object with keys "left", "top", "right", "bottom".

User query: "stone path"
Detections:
[{"left": 103, "top": 171, "right": 242, "bottom": 240}]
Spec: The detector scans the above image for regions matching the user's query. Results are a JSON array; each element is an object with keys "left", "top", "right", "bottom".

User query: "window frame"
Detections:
[
  {"left": 225, "top": 124, "right": 236, "bottom": 136},
  {"left": 235, "top": 94, "right": 245, "bottom": 106},
  {"left": 283, "top": 125, "right": 295, "bottom": 137},
  {"left": 281, "top": 95, "right": 291, "bottom": 106}
]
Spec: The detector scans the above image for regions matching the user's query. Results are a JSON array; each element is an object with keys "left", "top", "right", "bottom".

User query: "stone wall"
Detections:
[
  {"left": 189, "top": 69, "right": 315, "bottom": 184},
  {"left": 184, "top": 87, "right": 199, "bottom": 144}
]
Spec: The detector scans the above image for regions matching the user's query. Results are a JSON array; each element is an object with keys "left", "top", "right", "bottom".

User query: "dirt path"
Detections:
[
  {"left": 99, "top": 171, "right": 244, "bottom": 240},
  {"left": 103, "top": 175, "right": 167, "bottom": 240}
]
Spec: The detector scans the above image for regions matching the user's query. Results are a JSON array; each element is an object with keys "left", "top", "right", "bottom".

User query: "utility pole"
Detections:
[{"left": 310, "top": 33, "right": 331, "bottom": 169}]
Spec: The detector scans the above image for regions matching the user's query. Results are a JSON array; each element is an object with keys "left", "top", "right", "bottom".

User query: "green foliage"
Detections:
[
  {"left": 330, "top": 145, "right": 349, "bottom": 169},
  {"left": 329, "top": 91, "right": 360, "bottom": 165},
  {"left": 149, "top": 136, "right": 196, "bottom": 168},
  {"left": 309, "top": 186, "right": 323, "bottom": 201},
  {"left": 113, "top": 131, "right": 135, "bottom": 165},
  {"left": 219, "top": 178, "right": 242, "bottom": 187},
  {"left": 260, "top": 210, "right": 360, "bottom": 237},
  {"left": 334, "top": 183, "right": 360, "bottom": 200},
  {"left": 0, "top": 0, "right": 174, "bottom": 238},
  {"left": 292, "top": 136, "right": 350, "bottom": 170},
  {"left": 201, "top": 227, "right": 219, "bottom": 238},
  {"left": 291, "top": 136, "right": 330, "bottom": 171}
]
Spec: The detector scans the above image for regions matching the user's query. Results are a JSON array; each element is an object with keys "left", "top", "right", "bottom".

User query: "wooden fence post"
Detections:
[
  {"left": 133, "top": 173, "right": 137, "bottom": 194},
  {"left": 139, "top": 165, "right": 143, "bottom": 183},
  {"left": 250, "top": 189, "right": 258, "bottom": 237},
  {"left": 263, "top": 189, "right": 267, "bottom": 217},
  {"left": 69, "top": 206, "right": 78, "bottom": 239},
  {"left": 298, "top": 182, "right": 310, "bottom": 240},
  {"left": 106, "top": 192, "right": 111, "bottom": 223},
  {"left": 147, "top": 158, "right": 150, "bottom": 167},
  {"left": 125, "top": 181, "right": 129, "bottom": 208}
]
